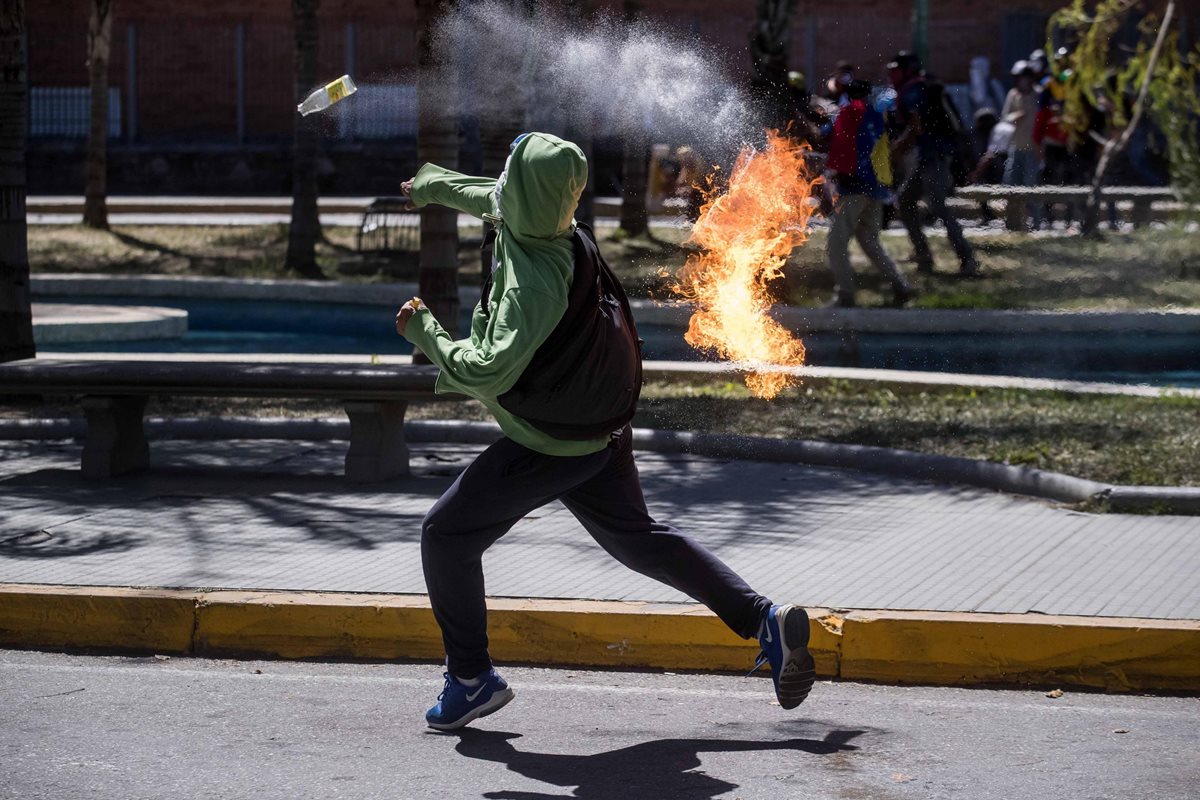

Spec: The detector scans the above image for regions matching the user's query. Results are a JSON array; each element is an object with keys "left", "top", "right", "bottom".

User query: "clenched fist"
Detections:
[
  {"left": 395, "top": 297, "right": 425, "bottom": 337},
  {"left": 400, "top": 178, "right": 417, "bottom": 210}
]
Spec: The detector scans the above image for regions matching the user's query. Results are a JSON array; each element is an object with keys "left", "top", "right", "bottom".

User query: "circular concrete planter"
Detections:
[{"left": 31, "top": 303, "right": 188, "bottom": 345}]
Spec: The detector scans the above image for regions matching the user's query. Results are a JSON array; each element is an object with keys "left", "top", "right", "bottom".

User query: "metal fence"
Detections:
[
  {"left": 29, "top": 88, "right": 120, "bottom": 138},
  {"left": 27, "top": 20, "right": 418, "bottom": 145}
]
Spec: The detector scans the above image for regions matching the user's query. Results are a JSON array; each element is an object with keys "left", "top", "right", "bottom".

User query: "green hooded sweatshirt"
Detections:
[{"left": 404, "top": 132, "right": 610, "bottom": 457}]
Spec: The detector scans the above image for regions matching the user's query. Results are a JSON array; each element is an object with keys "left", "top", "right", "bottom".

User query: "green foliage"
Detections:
[
  {"left": 1144, "top": 36, "right": 1200, "bottom": 204},
  {"left": 1047, "top": 0, "right": 1200, "bottom": 201}
]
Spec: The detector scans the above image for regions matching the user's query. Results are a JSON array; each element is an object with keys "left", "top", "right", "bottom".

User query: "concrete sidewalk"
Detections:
[{"left": 1, "top": 436, "right": 1197, "bottom": 689}]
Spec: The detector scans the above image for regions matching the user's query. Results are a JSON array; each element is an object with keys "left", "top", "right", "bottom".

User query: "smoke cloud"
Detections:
[{"left": 427, "top": 1, "right": 764, "bottom": 157}]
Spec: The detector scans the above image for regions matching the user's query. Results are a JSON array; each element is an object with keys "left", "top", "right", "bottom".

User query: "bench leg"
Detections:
[
  {"left": 1004, "top": 198, "right": 1027, "bottom": 232},
  {"left": 80, "top": 396, "right": 149, "bottom": 478},
  {"left": 1131, "top": 199, "right": 1151, "bottom": 229},
  {"left": 344, "top": 400, "right": 409, "bottom": 483}
]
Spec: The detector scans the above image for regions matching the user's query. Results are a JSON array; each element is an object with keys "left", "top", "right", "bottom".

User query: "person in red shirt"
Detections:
[{"left": 825, "top": 80, "right": 915, "bottom": 307}]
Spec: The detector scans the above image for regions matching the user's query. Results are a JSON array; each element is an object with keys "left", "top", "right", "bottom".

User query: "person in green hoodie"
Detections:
[{"left": 395, "top": 132, "right": 814, "bottom": 731}]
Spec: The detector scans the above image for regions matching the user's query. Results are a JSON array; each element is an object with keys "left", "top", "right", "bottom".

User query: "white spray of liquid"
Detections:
[
  {"left": 298, "top": 74, "right": 358, "bottom": 116},
  {"left": 427, "top": 2, "right": 765, "bottom": 157}
]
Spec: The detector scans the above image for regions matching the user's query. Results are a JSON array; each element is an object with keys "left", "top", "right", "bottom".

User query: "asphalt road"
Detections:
[{"left": 1, "top": 650, "right": 1196, "bottom": 800}]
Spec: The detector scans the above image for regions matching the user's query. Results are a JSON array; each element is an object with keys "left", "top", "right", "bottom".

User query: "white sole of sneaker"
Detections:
[
  {"left": 778, "top": 605, "right": 816, "bottom": 710},
  {"left": 426, "top": 687, "right": 516, "bottom": 731}
]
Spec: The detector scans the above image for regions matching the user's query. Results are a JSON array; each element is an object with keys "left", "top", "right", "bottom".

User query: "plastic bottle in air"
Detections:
[{"left": 297, "top": 75, "right": 358, "bottom": 116}]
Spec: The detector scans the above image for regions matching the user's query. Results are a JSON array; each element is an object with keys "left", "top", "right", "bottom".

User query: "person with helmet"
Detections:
[
  {"left": 1028, "top": 49, "right": 1049, "bottom": 82},
  {"left": 785, "top": 69, "right": 826, "bottom": 144},
  {"left": 888, "top": 51, "right": 979, "bottom": 276}
]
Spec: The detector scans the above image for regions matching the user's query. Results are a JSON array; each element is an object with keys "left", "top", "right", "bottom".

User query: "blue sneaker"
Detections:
[
  {"left": 425, "top": 669, "right": 515, "bottom": 731},
  {"left": 752, "top": 604, "right": 816, "bottom": 709}
]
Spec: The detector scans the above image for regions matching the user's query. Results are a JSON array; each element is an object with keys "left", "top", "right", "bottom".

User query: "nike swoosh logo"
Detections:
[{"left": 465, "top": 685, "right": 486, "bottom": 702}]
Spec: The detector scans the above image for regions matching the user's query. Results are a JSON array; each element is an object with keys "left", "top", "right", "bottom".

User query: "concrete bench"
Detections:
[
  {"left": 0, "top": 359, "right": 447, "bottom": 482},
  {"left": 954, "top": 185, "right": 1178, "bottom": 231}
]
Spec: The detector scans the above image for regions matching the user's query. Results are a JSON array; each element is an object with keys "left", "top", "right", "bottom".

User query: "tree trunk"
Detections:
[
  {"left": 749, "top": 0, "right": 797, "bottom": 130},
  {"left": 0, "top": 0, "right": 34, "bottom": 362},
  {"left": 568, "top": 123, "right": 595, "bottom": 228},
  {"left": 562, "top": 0, "right": 594, "bottom": 228},
  {"left": 82, "top": 0, "right": 112, "bottom": 230},
  {"left": 1083, "top": 0, "right": 1175, "bottom": 236},
  {"left": 619, "top": 134, "right": 648, "bottom": 236},
  {"left": 476, "top": 1, "right": 528, "bottom": 282},
  {"left": 478, "top": 110, "right": 523, "bottom": 282},
  {"left": 285, "top": 0, "right": 324, "bottom": 279},
  {"left": 618, "top": 0, "right": 647, "bottom": 236},
  {"left": 415, "top": 0, "right": 460, "bottom": 353}
]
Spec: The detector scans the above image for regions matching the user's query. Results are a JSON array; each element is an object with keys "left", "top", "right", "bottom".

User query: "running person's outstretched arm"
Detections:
[{"left": 406, "top": 163, "right": 497, "bottom": 220}]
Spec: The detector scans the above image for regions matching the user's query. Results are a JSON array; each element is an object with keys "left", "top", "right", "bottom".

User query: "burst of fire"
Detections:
[{"left": 670, "top": 132, "right": 821, "bottom": 399}]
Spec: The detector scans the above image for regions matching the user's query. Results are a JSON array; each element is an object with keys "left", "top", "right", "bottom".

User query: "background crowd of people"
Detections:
[{"left": 658, "top": 46, "right": 1174, "bottom": 309}]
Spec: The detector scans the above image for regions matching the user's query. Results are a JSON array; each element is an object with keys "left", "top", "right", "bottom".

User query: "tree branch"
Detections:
[{"left": 1084, "top": 0, "right": 1176, "bottom": 235}]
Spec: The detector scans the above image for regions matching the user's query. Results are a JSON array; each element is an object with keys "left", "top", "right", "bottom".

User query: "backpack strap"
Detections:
[{"left": 478, "top": 224, "right": 499, "bottom": 320}]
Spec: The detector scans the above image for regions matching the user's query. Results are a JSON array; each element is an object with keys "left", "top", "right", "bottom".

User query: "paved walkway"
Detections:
[{"left": 1, "top": 438, "right": 1197, "bottom": 619}]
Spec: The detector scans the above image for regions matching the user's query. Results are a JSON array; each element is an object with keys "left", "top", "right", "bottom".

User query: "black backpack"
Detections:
[
  {"left": 923, "top": 78, "right": 973, "bottom": 186},
  {"left": 922, "top": 78, "right": 964, "bottom": 139},
  {"left": 483, "top": 222, "right": 643, "bottom": 441}
]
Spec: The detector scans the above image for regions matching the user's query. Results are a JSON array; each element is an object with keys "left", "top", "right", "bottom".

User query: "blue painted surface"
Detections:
[{"left": 42, "top": 296, "right": 1200, "bottom": 387}]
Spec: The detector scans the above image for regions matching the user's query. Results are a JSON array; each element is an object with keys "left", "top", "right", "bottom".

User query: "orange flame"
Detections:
[{"left": 671, "top": 132, "right": 821, "bottom": 399}]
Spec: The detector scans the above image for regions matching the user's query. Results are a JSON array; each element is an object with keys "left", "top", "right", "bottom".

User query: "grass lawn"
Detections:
[
  {"left": 4, "top": 380, "right": 1197, "bottom": 487},
  {"left": 634, "top": 379, "right": 1200, "bottom": 488},
  {"left": 28, "top": 222, "right": 1200, "bottom": 310},
  {"left": 769, "top": 225, "right": 1200, "bottom": 310},
  {"left": 21, "top": 221, "right": 1200, "bottom": 489},
  {"left": 26, "top": 224, "right": 446, "bottom": 283}
]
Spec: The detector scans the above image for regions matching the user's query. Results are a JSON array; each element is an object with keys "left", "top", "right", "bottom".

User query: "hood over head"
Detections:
[{"left": 493, "top": 132, "right": 587, "bottom": 240}]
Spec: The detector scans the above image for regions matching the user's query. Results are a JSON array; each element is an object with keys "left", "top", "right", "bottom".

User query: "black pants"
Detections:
[{"left": 421, "top": 427, "right": 771, "bottom": 677}]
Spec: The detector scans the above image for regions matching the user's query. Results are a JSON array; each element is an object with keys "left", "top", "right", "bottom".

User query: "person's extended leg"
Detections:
[
  {"left": 560, "top": 428, "right": 816, "bottom": 708},
  {"left": 422, "top": 437, "right": 611, "bottom": 678},
  {"left": 897, "top": 158, "right": 933, "bottom": 272},
  {"left": 421, "top": 437, "right": 615, "bottom": 729},
  {"left": 825, "top": 193, "right": 866, "bottom": 306},
  {"left": 854, "top": 198, "right": 913, "bottom": 305},
  {"left": 925, "top": 156, "right": 978, "bottom": 274}
]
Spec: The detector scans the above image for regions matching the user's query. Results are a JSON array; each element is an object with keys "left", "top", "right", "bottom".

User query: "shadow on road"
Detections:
[{"left": 450, "top": 728, "right": 865, "bottom": 799}]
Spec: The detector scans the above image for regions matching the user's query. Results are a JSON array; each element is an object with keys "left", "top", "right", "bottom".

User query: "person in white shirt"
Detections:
[{"left": 1000, "top": 60, "right": 1043, "bottom": 227}]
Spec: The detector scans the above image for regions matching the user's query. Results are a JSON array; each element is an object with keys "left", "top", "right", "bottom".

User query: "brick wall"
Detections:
[
  {"left": 26, "top": 0, "right": 1186, "bottom": 194},
  {"left": 28, "top": 0, "right": 418, "bottom": 143},
  {"left": 31, "top": 0, "right": 1160, "bottom": 145}
]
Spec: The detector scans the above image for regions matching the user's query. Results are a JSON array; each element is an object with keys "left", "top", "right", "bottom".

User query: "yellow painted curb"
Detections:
[
  {"left": 2, "top": 584, "right": 1198, "bottom": 691},
  {"left": 485, "top": 599, "right": 841, "bottom": 675},
  {"left": 839, "top": 611, "right": 1200, "bottom": 692},
  {"left": 193, "top": 593, "right": 840, "bottom": 676},
  {"left": 0, "top": 584, "right": 195, "bottom": 654},
  {"left": 195, "top": 591, "right": 444, "bottom": 661}
]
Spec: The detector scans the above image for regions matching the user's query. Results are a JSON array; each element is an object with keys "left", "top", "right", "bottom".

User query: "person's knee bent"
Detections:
[{"left": 421, "top": 502, "right": 458, "bottom": 546}]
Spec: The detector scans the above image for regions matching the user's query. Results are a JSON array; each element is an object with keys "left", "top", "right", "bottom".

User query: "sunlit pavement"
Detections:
[
  {"left": 2, "top": 438, "right": 1197, "bottom": 620},
  {"left": 2, "top": 650, "right": 1196, "bottom": 800}
]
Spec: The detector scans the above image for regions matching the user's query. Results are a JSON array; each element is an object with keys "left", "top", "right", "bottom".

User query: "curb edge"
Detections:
[{"left": 2, "top": 586, "right": 1196, "bottom": 692}]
